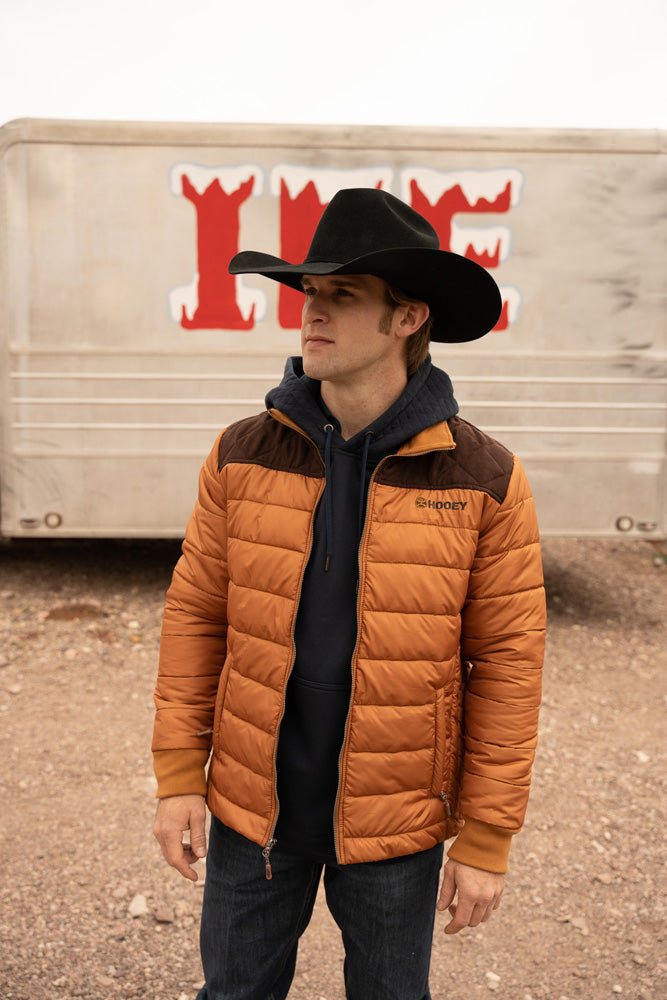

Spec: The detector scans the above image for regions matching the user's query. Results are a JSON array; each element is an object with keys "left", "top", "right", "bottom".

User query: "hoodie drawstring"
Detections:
[
  {"left": 323, "top": 424, "right": 334, "bottom": 572},
  {"left": 359, "top": 431, "right": 373, "bottom": 538}
]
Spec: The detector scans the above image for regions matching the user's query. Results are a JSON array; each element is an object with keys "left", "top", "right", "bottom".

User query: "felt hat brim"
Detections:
[{"left": 229, "top": 246, "right": 501, "bottom": 343}]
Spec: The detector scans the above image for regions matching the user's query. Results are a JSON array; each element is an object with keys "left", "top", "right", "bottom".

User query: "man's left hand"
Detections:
[{"left": 436, "top": 858, "right": 505, "bottom": 934}]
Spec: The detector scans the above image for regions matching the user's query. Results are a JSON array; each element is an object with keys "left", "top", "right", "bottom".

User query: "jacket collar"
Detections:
[
  {"left": 271, "top": 407, "right": 456, "bottom": 458},
  {"left": 398, "top": 420, "right": 456, "bottom": 456}
]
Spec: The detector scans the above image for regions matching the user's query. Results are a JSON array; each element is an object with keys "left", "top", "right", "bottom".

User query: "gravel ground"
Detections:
[{"left": 0, "top": 535, "right": 665, "bottom": 1000}]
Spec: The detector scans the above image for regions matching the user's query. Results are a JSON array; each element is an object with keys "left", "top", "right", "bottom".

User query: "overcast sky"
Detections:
[{"left": 1, "top": 0, "right": 665, "bottom": 130}]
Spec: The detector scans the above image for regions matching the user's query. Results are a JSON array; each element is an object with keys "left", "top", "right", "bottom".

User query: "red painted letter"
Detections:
[{"left": 171, "top": 166, "right": 263, "bottom": 330}]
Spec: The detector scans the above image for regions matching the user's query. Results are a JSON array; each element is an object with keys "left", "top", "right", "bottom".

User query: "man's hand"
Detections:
[
  {"left": 436, "top": 858, "right": 505, "bottom": 934},
  {"left": 153, "top": 794, "right": 207, "bottom": 882}
]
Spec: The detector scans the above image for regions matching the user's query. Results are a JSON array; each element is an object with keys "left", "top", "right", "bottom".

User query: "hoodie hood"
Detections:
[
  {"left": 266, "top": 355, "right": 459, "bottom": 573},
  {"left": 265, "top": 354, "right": 459, "bottom": 457}
]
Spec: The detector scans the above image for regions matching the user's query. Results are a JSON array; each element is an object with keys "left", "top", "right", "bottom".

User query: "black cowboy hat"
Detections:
[{"left": 228, "top": 187, "right": 502, "bottom": 343}]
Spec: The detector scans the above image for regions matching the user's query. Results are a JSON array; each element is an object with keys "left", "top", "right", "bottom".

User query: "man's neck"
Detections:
[{"left": 320, "top": 372, "right": 408, "bottom": 440}]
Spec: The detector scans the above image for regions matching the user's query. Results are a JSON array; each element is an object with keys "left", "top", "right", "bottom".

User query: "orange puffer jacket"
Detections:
[{"left": 153, "top": 410, "right": 546, "bottom": 867}]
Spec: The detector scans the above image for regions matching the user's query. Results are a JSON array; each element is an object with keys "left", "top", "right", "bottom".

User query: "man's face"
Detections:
[{"left": 300, "top": 273, "right": 402, "bottom": 387}]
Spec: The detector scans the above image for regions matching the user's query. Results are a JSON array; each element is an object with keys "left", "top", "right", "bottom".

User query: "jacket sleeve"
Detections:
[
  {"left": 453, "top": 454, "right": 546, "bottom": 858},
  {"left": 151, "top": 431, "right": 229, "bottom": 798}
]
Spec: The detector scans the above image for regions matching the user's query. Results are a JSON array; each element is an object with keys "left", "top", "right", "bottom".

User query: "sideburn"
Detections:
[{"left": 377, "top": 303, "right": 396, "bottom": 336}]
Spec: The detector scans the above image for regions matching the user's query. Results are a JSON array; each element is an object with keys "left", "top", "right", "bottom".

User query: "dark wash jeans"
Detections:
[{"left": 196, "top": 816, "right": 444, "bottom": 1000}]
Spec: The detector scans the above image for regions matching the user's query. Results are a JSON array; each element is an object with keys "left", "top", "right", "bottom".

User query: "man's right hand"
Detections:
[{"left": 153, "top": 794, "right": 207, "bottom": 882}]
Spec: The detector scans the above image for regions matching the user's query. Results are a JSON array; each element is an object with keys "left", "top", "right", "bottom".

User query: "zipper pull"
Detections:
[
  {"left": 440, "top": 791, "right": 452, "bottom": 817},
  {"left": 262, "top": 838, "right": 277, "bottom": 880}
]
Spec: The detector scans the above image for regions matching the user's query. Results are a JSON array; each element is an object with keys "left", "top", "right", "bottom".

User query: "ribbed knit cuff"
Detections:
[
  {"left": 446, "top": 815, "right": 514, "bottom": 873},
  {"left": 152, "top": 748, "right": 210, "bottom": 798}
]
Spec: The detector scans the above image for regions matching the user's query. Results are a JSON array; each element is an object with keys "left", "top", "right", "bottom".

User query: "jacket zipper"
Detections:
[
  {"left": 262, "top": 411, "right": 325, "bottom": 878},
  {"left": 332, "top": 439, "right": 457, "bottom": 863},
  {"left": 332, "top": 451, "right": 401, "bottom": 863},
  {"left": 262, "top": 838, "right": 278, "bottom": 879}
]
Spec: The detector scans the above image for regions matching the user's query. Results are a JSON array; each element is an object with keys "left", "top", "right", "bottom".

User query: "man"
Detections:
[{"left": 152, "top": 188, "right": 546, "bottom": 1000}]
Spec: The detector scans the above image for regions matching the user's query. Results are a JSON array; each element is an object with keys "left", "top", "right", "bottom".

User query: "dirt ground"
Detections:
[{"left": 0, "top": 535, "right": 665, "bottom": 1000}]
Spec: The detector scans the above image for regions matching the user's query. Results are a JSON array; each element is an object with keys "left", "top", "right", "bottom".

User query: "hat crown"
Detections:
[{"left": 305, "top": 188, "right": 440, "bottom": 264}]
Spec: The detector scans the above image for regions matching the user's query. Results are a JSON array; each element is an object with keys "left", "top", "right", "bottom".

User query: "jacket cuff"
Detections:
[
  {"left": 152, "top": 748, "right": 210, "bottom": 798},
  {"left": 446, "top": 815, "right": 514, "bottom": 873}
]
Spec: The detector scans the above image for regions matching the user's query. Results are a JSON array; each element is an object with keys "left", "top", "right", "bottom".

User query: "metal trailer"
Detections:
[{"left": 1, "top": 119, "right": 665, "bottom": 548}]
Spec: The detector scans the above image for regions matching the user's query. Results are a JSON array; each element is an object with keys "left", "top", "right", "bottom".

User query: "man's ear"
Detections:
[{"left": 397, "top": 301, "right": 430, "bottom": 338}]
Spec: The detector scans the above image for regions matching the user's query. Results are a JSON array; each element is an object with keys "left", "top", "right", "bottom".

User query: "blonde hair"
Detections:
[{"left": 384, "top": 283, "right": 433, "bottom": 376}]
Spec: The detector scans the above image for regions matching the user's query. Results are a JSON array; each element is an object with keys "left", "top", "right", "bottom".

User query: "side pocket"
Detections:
[
  {"left": 442, "top": 662, "right": 466, "bottom": 811},
  {"left": 212, "top": 655, "right": 233, "bottom": 755},
  {"left": 430, "top": 687, "right": 446, "bottom": 796}
]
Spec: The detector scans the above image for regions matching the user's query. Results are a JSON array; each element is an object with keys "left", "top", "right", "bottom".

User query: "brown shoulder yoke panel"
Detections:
[
  {"left": 376, "top": 416, "right": 515, "bottom": 505},
  {"left": 217, "top": 412, "right": 324, "bottom": 479}
]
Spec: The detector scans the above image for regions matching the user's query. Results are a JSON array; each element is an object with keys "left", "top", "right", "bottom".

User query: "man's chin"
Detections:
[{"left": 301, "top": 359, "right": 325, "bottom": 381}]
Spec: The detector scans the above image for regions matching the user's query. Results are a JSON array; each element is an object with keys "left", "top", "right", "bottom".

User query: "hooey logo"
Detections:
[{"left": 415, "top": 497, "right": 468, "bottom": 511}]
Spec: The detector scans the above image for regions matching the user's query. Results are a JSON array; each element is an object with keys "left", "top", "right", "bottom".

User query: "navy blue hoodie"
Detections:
[{"left": 265, "top": 356, "right": 459, "bottom": 863}]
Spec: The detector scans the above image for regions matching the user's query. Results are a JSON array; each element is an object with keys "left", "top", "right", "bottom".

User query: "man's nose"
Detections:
[{"left": 303, "top": 292, "right": 329, "bottom": 323}]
